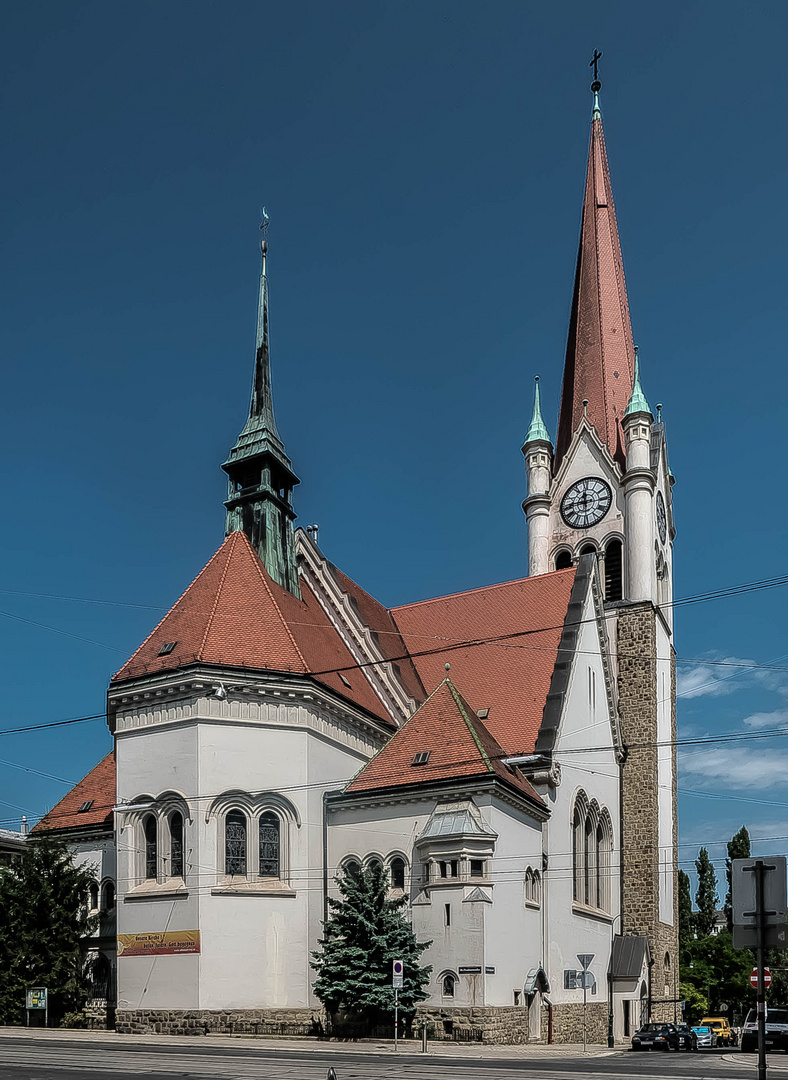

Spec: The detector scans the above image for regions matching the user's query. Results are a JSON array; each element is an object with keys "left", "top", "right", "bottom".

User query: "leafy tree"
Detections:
[
  {"left": 724, "top": 826, "right": 750, "bottom": 930},
  {"left": 679, "top": 980, "right": 707, "bottom": 1023},
  {"left": 311, "top": 863, "right": 431, "bottom": 1034},
  {"left": 0, "top": 833, "right": 97, "bottom": 1026},
  {"left": 695, "top": 847, "right": 718, "bottom": 938},
  {"left": 678, "top": 869, "right": 694, "bottom": 948}
]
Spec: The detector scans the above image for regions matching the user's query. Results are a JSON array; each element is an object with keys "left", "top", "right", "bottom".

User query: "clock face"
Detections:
[
  {"left": 560, "top": 477, "right": 612, "bottom": 529},
  {"left": 656, "top": 491, "right": 667, "bottom": 544}
]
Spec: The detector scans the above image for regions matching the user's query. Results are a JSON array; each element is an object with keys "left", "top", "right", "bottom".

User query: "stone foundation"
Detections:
[
  {"left": 116, "top": 1008, "right": 322, "bottom": 1037},
  {"left": 84, "top": 1003, "right": 115, "bottom": 1030},
  {"left": 550, "top": 1002, "right": 608, "bottom": 1044},
  {"left": 414, "top": 1005, "right": 529, "bottom": 1045}
]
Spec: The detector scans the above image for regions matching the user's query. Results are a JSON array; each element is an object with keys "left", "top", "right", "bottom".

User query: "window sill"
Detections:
[
  {"left": 525, "top": 899, "right": 541, "bottom": 909},
  {"left": 572, "top": 900, "right": 612, "bottom": 922},
  {"left": 124, "top": 878, "right": 188, "bottom": 902},
  {"left": 211, "top": 878, "right": 296, "bottom": 897}
]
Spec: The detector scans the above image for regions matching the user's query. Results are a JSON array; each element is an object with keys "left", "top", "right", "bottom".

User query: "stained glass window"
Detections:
[
  {"left": 170, "top": 812, "right": 184, "bottom": 878},
  {"left": 144, "top": 816, "right": 157, "bottom": 880},
  {"left": 259, "top": 812, "right": 280, "bottom": 877},
  {"left": 225, "top": 811, "right": 247, "bottom": 876}
]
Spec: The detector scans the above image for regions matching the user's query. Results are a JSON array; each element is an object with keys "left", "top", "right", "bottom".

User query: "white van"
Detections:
[{"left": 741, "top": 1008, "right": 788, "bottom": 1053}]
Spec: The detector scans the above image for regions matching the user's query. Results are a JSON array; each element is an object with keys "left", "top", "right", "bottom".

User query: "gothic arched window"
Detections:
[
  {"left": 572, "top": 805, "right": 583, "bottom": 901},
  {"left": 89, "top": 881, "right": 99, "bottom": 911},
  {"left": 584, "top": 817, "right": 594, "bottom": 905},
  {"left": 225, "top": 811, "right": 247, "bottom": 876},
  {"left": 555, "top": 549, "right": 572, "bottom": 571},
  {"left": 390, "top": 857, "right": 406, "bottom": 890},
  {"left": 605, "top": 539, "right": 623, "bottom": 601},
  {"left": 344, "top": 859, "right": 361, "bottom": 878},
  {"left": 102, "top": 881, "right": 115, "bottom": 910},
  {"left": 144, "top": 815, "right": 158, "bottom": 880},
  {"left": 169, "top": 812, "right": 184, "bottom": 878},
  {"left": 442, "top": 973, "right": 456, "bottom": 997},
  {"left": 259, "top": 812, "right": 280, "bottom": 878}
]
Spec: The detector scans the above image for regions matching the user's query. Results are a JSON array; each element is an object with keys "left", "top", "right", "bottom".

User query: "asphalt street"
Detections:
[{"left": 0, "top": 1034, "right": 785, "bottom": 1080}]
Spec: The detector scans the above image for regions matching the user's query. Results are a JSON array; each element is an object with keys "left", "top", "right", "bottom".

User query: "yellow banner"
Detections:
[{"left": 118, "top": 930, "right": 200, "bottom": 958}]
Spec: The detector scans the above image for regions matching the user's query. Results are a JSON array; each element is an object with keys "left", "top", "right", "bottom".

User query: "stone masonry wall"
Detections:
[
  {"left": 617, "top": 604, "right": 679, "bottom": 1023},
  {"left": 414, "top": 1005, "right": 529, "bottom": 1044},
  {"left": 116, "top": 1008, "right": 320, "bottom": 1037},
  {"left": 550, "top": 1002, "right": 608, "bottom": 1044}
]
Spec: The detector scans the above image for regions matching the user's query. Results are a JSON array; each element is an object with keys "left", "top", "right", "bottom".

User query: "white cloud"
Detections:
[
  {"left": 742, "top": 708, "right": 788, "bottom": 730},
  {"left": 677, "top": 654, "right": 788, "bottom": 700},
  {"left": 679, "top": 745, "right": 788, "bottom": 790}
]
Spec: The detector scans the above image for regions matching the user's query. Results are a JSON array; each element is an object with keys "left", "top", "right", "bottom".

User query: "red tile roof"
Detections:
[
  {"left": 390, "top": 568, "right": 576, "bottom": 756},
  {"left": 33, "top": 752, "right": 115, "bottom": 833},
  {"left": 555, "top": 113, "right": 636, "bottom": 470},
  {"left": 346, "top": 679, "right": 542, "bottom": 804},
  {"left": 112, "top": 531, "right": 393, "bottom": 725}
]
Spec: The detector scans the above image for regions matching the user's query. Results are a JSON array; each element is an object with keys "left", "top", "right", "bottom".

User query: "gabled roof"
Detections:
[
  {"left": 33, "top": 752, "right": 115, "bottom": 833},
  {"left": 555, "top": 110, "right": 636, "bottom": 470},
  {"left": 345, "top": 678, "right": 542, "bottom": 804},
  {"left": 390, "top": 568, "right": 577, "bottom": 755},
  {"left": 112, "top": 531, "right": 392, "bottom": 725}
]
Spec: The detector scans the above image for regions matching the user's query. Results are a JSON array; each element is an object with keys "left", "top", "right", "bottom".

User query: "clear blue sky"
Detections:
[{"left": 2, "top": 1, "right": 787, "bottom": 895}]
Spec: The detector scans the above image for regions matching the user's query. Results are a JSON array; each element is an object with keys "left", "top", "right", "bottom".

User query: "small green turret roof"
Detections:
[
  {"left": 624, "top": 347, "right": 652, "bottom": 419},
  {"left": 524, "top": 377, "right": 552, "bottom": 446}
]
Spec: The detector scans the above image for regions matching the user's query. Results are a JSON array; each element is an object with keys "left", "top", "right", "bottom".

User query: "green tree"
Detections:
[
  {"left": 311, "top": 863, "right": 431, "bottom": 1035},
  {"left": 678, "top": 869, "right": 694, "bottom": 948},
  {"left": 0, "top": 833, "right": 97, "bottom": 1026},
  {"left": 695, "top": 847, "right": 718, "bottom": 938},
  {"left": 724, "top": 826, "right": 750, "bottom": 930},
  {"left": 679, "top": 980, "right": 707, "bottom": 1024}
]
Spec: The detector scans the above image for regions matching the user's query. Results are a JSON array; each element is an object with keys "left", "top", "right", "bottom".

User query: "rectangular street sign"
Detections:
[
  {"left": 732, "top": 857, "right": 788, "bottom": 950},
  {"left": 392, "top": 959, "right": 403, "bottom": 989},
  {"left": 458, "top": 966, "right": 482, "bottom": 974},
  {"left": 26, "top": 988, "right": 47, "bottom": 1010}
]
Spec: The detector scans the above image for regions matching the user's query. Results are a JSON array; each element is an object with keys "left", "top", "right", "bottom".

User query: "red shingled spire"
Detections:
[{"left": 554, "top": 103, "right": 636, "bottom": 470}]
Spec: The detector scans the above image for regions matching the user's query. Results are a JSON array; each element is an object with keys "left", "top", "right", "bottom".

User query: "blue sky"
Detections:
[{"left": 2, "top": 1, "right": 787, "bottom": 895}]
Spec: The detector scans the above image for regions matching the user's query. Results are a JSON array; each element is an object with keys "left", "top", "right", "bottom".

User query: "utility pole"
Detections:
[{"left": 755, "top": 860, "right": 767, "bottom": 1080}]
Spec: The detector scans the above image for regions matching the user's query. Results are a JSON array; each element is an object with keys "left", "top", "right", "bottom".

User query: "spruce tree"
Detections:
[
  {"left": 724, "top": 825, "right": 750, "bottom": 930},
  {"left": 311, "top": 862, "right": 431, "bottom": 1034},
  {"left": 0, "top": 833, "right": 97, "bottom": 1025},
  {"left": 694, "top": 847, "right": 719, "bottom": 938}
]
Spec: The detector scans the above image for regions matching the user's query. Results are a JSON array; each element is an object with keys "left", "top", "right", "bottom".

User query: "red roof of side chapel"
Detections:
[{"left": 32, "top": 752, "right": 115, "bottom": 833}]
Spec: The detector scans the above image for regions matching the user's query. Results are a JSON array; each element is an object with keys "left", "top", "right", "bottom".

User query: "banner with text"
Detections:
[{"left": 118, "top": 931, "right": 200, "bottom": 958}]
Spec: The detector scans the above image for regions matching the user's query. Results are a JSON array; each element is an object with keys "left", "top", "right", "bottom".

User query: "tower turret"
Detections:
[
  {"left": 621, "top": 347, "right": 655, "bottom": 601},
  {"left": 522, "top": 377, "right": 553, "bottom": 576},
  {"left": 221, "top": 213, "right": 301, "bottom": 596}
]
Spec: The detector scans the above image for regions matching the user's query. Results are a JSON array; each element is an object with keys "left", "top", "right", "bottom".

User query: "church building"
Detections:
[{"left": 35, "top": 75, "right": 678, "bottom": 1044}]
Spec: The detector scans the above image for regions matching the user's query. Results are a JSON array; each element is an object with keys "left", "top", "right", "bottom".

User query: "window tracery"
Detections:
[{"left": 571, "top": 790, "right": 613, "bottom": 913}]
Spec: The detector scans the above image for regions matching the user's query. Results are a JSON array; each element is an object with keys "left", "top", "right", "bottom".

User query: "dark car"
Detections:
[
  {"left": 676, "top": 1024, "right": 698, "bottom": 1050},
  {"left": 632, "top": 1023, "right": 679, "bottom": 1051},
  {"left": 741, "top": 1007, "right": 788, "bottom": 1053}
]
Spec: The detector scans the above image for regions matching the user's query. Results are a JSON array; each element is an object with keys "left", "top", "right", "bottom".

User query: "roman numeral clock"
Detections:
[{"left": 559, "top": 477, "right": 612, "bottom": 529}]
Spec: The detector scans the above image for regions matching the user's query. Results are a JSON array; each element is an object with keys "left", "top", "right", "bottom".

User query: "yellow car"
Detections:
[{"left": 700, "top": 1017, "right": 736, "bottom": 1047}]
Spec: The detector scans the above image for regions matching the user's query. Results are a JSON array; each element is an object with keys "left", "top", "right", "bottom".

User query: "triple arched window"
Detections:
[
  {"left": 572, "top": 791, "right": 613, "bottom": 912},
  {"left": 211, "top": 793, "right": 298, "bottom": 883}
]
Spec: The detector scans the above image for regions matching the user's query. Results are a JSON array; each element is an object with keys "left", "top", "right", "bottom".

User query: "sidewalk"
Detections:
[{"left": 0, "top": 1026, "right": 622, "bottom": 1059}]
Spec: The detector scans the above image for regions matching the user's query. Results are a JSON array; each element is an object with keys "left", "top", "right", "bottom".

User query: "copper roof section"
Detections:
[
  {"left": 555, "top": 112, "right": 636, "bottom": 470},
  {"left": 33, "top": 752, "right": 115, "bottom": 833},
  {"left": 346, "top": 678, "right": 543, "bottom": 804}
]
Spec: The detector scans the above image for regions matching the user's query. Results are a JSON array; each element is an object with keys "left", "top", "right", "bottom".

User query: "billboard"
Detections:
[{"left": 117, "top": 930, "right": 201, "bottom": 957}]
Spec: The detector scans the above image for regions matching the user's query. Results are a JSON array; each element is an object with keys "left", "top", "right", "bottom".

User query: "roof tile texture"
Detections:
[{"left": 33, "top": 752, "right": 115, "bottom": 833}]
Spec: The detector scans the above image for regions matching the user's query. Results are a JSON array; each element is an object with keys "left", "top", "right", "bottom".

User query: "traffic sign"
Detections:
[
  {"left": 750, "top": 968, "right": 772, "bottom": 989},
  {"left": 577, "top": 953, "right": 594, "bottom": 970},
  {"left": 26, "top": 988, "right": 46, "bottom": 1010},
  {"left": 392, "top": 959, "right": 404, "bottom": 988}
]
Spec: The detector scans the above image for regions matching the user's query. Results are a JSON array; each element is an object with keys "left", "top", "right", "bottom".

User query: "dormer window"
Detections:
[
  {"left": 412, "top": 751, "right": 430, "bottom": 766},
  {"left": 158, "top": 641, "right": 177, "bottom": 656},
  {"left": 78, "top": 800, "right": 94, "bottom": 813}
]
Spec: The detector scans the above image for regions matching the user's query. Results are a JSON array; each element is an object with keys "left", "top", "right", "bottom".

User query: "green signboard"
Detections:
[{"left": 26, "top": 988, "right": 47, "bottom": 1010}]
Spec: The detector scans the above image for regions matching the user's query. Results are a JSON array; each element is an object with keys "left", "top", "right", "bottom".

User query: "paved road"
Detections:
[{"left": 0, "top": 1034, "right": 784, "bottom": 1080}]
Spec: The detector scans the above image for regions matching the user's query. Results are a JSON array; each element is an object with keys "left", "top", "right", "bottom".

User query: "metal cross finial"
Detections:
[
  {"left": 260, "top": 206, "right": 270, "bottom": 257},
  {"left": 260, "top": 206, "right": 270, "bottom": 234},
  {"left": 590, "top": 49, "right": 602, "bottom": 86}
]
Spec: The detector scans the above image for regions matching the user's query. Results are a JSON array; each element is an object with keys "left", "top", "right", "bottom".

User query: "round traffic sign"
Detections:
[
  {"left": 393, "top": 961, "right": 403, "bottom": 975},
  {"left": 750, "top": 968, "right": 772, "bottom": 989}
]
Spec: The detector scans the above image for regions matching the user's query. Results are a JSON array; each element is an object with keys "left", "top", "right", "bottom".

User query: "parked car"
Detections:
[
  {"left": 701, "top": 1016, "right": 736, "bottom": 1046},
  {"left": 631, "top": 1023, "right": 679, "bottom": 1050},
  {"left": 741, "top": 1007, "right": 788, "bottom": 1053},
  {"left": 693, "top": 1025, "right": 718, "bottom": 1048},
  {"left": 676, "top": 1024, "right": 698, "bottom": 1050}
]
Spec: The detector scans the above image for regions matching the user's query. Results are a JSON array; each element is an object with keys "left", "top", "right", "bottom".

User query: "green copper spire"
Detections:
[
  {"left": 624, "top": 346, "right": 652, "bottom": 418},
  {"left": 524, "top": 377, "right": 552, "bottom": 446},
  {"left": 221, "top": 213, "right": 301, "bottom": 596}
]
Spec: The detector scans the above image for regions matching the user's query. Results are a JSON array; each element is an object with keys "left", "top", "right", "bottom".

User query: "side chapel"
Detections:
[{"left": 35, "top": 74, "right": 678, "bottom": 1043}]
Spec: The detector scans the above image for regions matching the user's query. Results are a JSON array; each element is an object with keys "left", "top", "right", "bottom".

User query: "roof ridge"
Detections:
[
  {"left": 240, "top": 532, "right": 308, "bottom": 670},
  {"left": 391, "top": 566, "right": 576, "bottom": 613},
  {"left": 198, "top": 531, "right": 238, "bottom": 658},
  {"left": 112, "top": 537, "right": 236, "bottom": 679},
  {"left": 446, "top": 681, "right": 493, "bottom": 773}
]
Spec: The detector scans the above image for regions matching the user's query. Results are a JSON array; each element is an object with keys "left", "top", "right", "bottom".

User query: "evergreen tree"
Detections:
[
  {"left": 0, "top": 833, "right": 97, "bottom": 1025},
  {"left": 311, "top": 863, "right": 431, "bottom": 1034},
  {"left": 694, "top": 847, "right": 718, "bottom": 938},
  {"left": 678, "top": 868, "right": 694, "bottom": 948},
  {"left": 724, "top": 825, "right": 750, "bottom": 930}
]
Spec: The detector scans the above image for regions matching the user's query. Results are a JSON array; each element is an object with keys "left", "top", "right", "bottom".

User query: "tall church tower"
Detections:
[
  {"left": 523, "top": 70, "right": 678, "bottom": 1016},
  {"left": 222, "top": 215, "right": 301, "bottom": 596}
]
